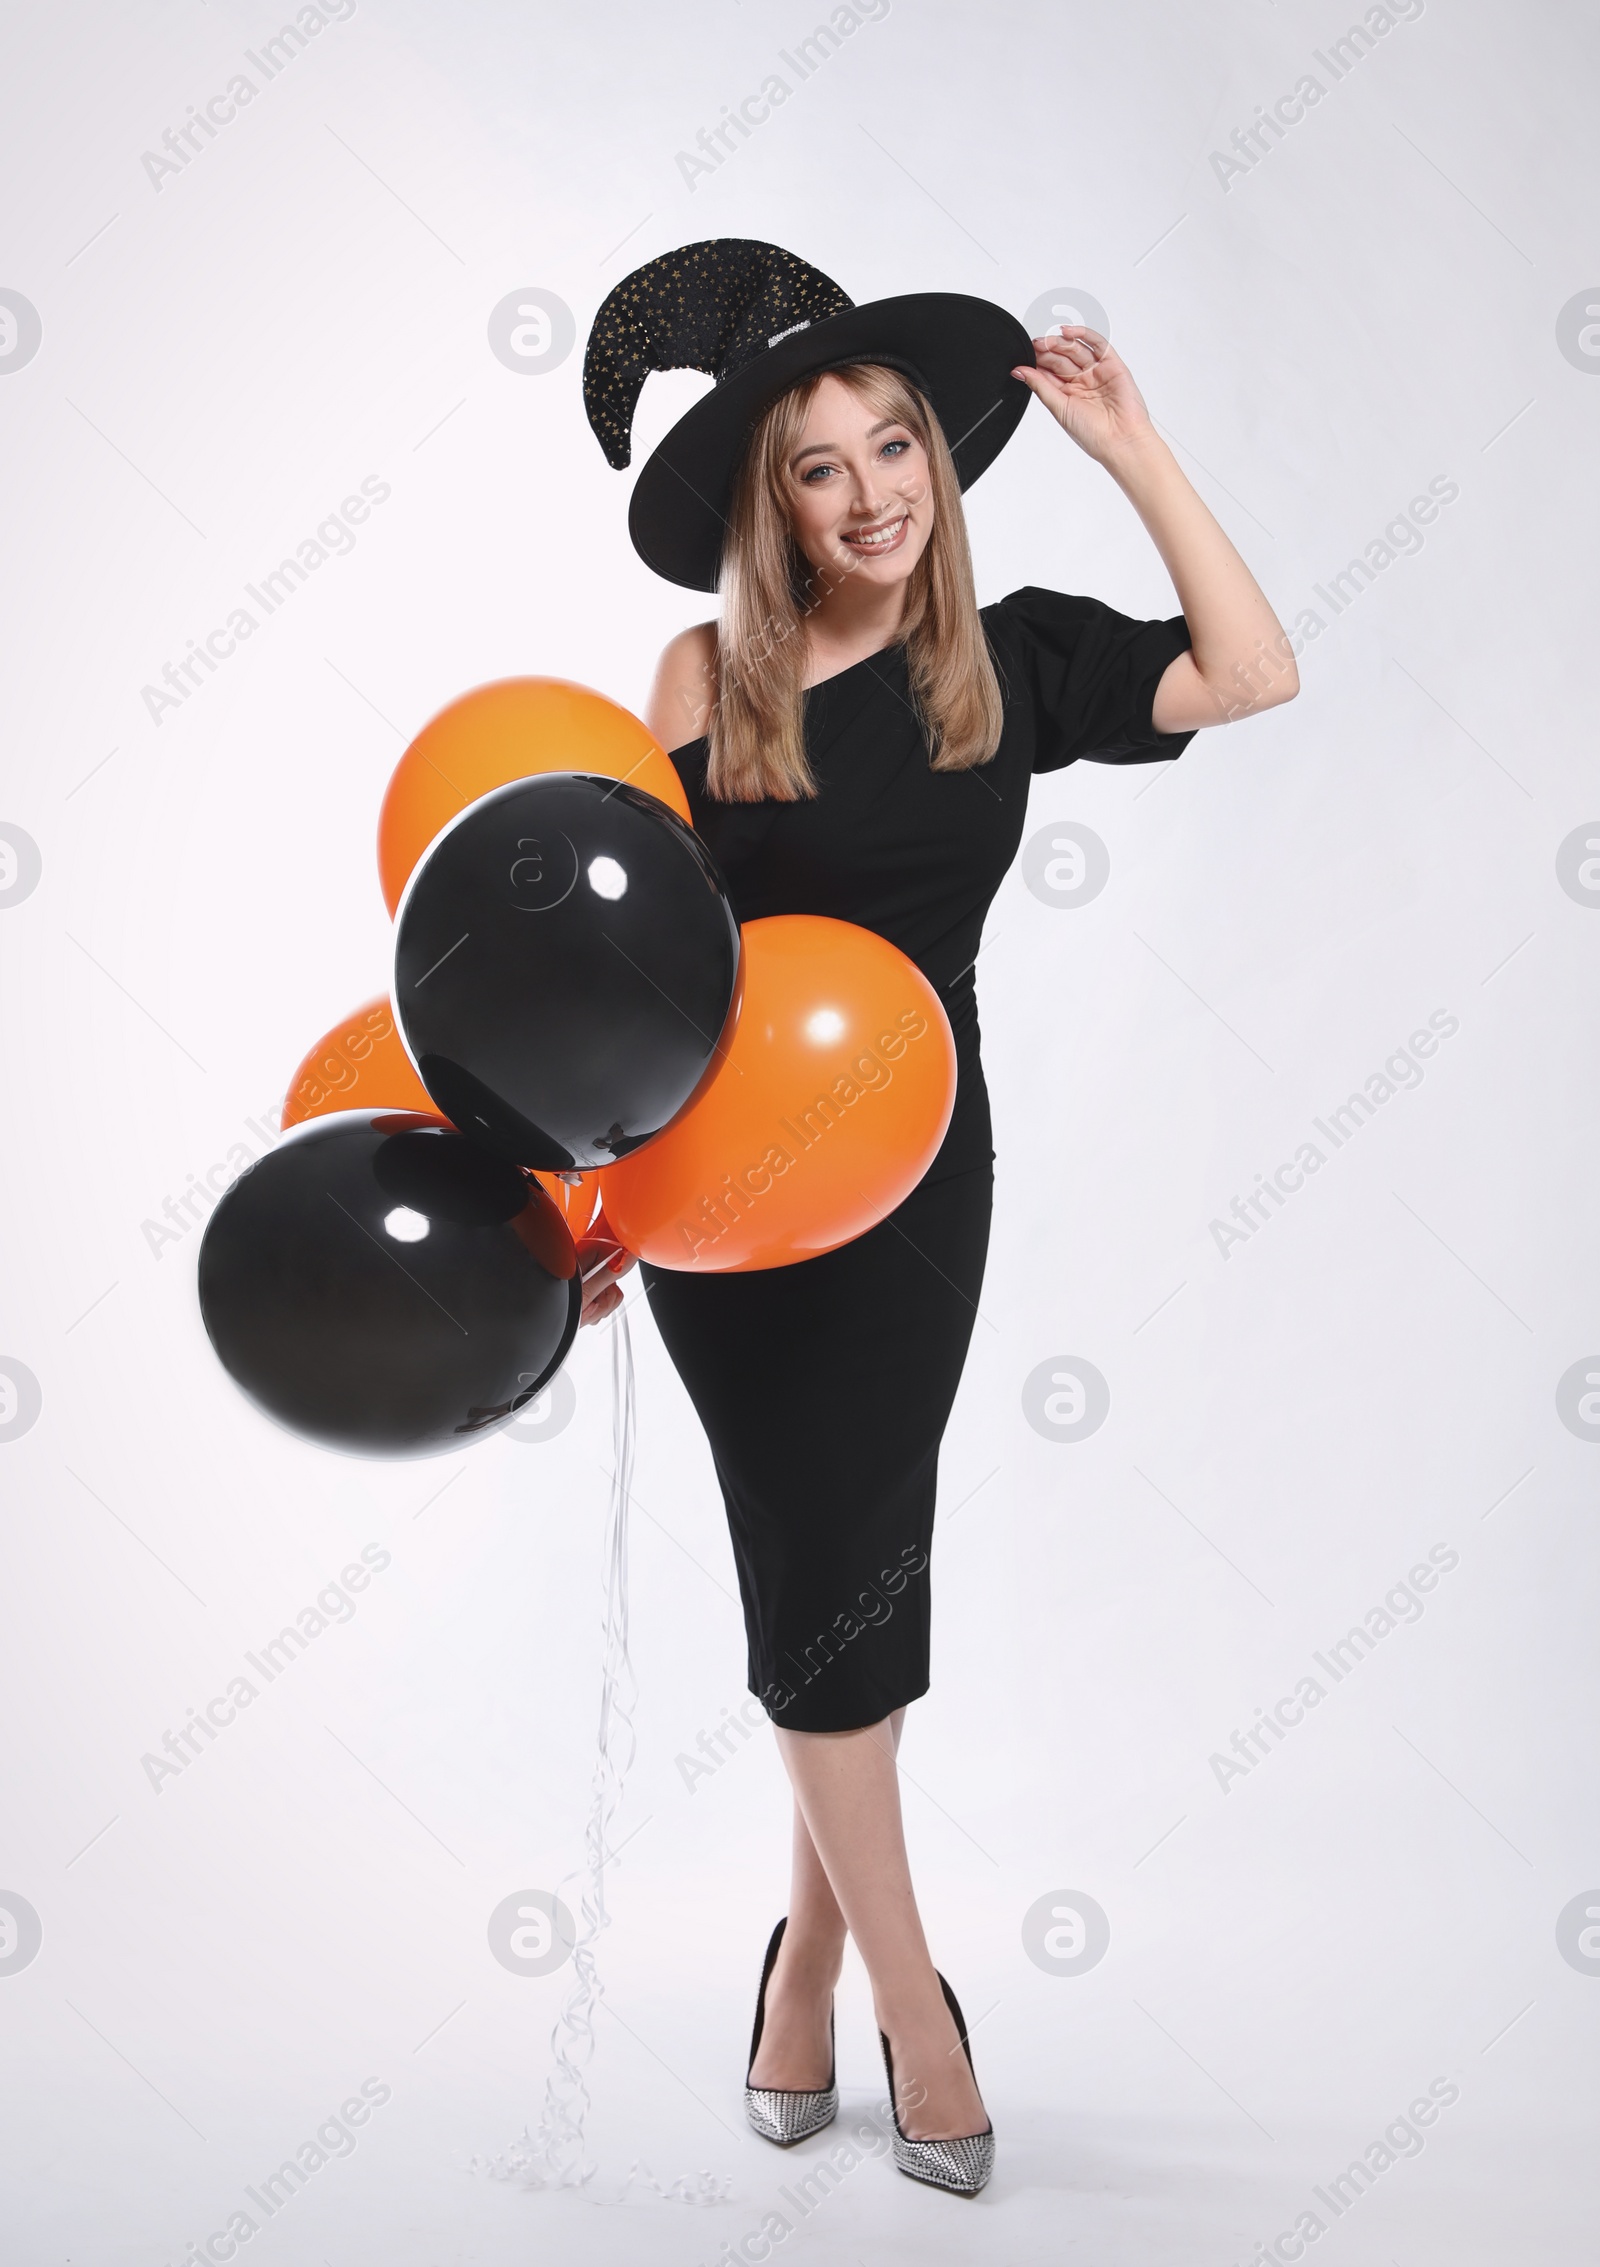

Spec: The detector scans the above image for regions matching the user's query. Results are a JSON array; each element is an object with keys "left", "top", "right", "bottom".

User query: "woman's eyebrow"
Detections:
[{"left": 790, "top": 418, "right": 903, "bottom": 466}]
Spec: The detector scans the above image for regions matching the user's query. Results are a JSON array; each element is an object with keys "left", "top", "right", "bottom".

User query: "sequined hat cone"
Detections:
[{"left": 582, "top": 237, "right": 1034, "bottom": 591}]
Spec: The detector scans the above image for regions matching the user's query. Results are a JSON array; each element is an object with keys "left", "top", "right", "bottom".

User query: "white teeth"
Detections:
[{"left": 845, "top": 516, "right": 905, "bottom": 549}]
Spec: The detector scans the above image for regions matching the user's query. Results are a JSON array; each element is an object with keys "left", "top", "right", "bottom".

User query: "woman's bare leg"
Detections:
[
  {"left": 747, "top": 1709, "right": 906, "bottom": 2092},
  {"left": 744, "top": 1787, "right": 849, "bottom": 2091},
  {"left": 746, "top": 1706, "right": 987, "bottom": 2140}
]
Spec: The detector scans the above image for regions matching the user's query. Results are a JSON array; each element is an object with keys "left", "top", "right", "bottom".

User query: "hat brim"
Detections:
[{"left": 625, "top": 293, "right": 1034, "bottom": 592}]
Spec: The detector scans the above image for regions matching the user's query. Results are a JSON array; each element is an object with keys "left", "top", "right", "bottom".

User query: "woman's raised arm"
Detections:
[{"left": 1012, "top": 328, "right": 1300, "bottom": 732}]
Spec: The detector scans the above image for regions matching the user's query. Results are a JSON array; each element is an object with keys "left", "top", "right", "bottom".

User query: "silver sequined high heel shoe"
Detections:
[
  {"left": 877, "top": 1971, "right": 995, "bottom": 2196},
  {"left": 743, "top": 1916, "right": 838, "bottom": 2146}
]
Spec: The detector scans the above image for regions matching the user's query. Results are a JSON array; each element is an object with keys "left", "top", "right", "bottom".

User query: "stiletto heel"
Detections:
[
  {"left": 744, "top": 1916, "right": 838, "bottom": 2146},
  {"left": 877, "top": 1971, "right": 995, "bottom": 2195}
]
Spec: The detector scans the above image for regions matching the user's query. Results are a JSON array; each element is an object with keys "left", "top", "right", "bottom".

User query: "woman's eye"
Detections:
[
  {"left": 881, "top": 438, "right": 910, "bottom": 458},
  {"left": 801, "top": 463, "right": 836, "bottom": 483}
]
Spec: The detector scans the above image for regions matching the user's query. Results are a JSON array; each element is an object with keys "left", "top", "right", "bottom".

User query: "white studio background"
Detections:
[{"left": 0, "top": 1, "right": 1595, "bottom": 2261}]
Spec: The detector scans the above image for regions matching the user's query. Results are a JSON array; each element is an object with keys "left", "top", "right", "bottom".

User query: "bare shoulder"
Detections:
[{"left": 646, "top": 620, "right": 719, "bottom": 752}]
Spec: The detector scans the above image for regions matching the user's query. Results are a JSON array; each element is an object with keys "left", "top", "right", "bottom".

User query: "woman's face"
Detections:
[{"left": 782, "top": 373, "right": 934, "bottom": 589}]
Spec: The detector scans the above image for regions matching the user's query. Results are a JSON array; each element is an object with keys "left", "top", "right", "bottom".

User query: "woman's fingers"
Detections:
[
  {"left": 575, "top": 1235, "right": 636, "bottom": 1326},
  {"left": 1032, "top": 323, "right": 1108, "bottom": 356},
  {"left": 577, "top": 1238, "right": 637, "bottom": 1280},
  {"left": 579, "top": 1278, "right": 624, "bottom": 1327},
  {"left": 1034, "top": 341, "right": 1101, "bottom": 379},
  {"left": 1012, "top": 365, "right": 1072, "bottom": 402}
]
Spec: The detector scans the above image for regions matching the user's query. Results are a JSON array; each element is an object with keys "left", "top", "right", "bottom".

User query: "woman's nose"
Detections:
[{"left": 845, "top": 461, "right": 886, "bottom": 514}]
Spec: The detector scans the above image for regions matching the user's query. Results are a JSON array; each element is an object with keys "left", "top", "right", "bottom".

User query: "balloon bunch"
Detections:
[{"left": 198, "top": 677, "right": 956, "bottom": 1458}]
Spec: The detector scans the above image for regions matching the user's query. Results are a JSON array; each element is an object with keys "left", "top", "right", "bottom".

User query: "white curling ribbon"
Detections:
[
  {"left": 477, "top": 1309, "right": 638, "bottom": 2190},
  {"left": 474, "top": 1310, "right": 734, "bottom": 2201}
]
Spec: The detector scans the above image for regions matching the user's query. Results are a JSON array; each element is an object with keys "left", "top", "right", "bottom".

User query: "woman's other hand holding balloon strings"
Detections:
[{"left": 578, "top": 1233, "right": 636, "bottom": 1326}]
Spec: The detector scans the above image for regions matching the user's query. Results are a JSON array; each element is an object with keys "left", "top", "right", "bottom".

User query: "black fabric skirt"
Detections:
[{"left": 639, "top": 1161, "right": 993, "bottom": 1733}]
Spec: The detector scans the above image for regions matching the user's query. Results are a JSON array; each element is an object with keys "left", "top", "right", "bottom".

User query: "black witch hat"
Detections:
[{"left": 582, "top": 238, "right": 1033, "bottom": 592}]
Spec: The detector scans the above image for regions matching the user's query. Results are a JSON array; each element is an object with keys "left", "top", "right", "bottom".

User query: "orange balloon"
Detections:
[
  {"left": 546, "top": 1170, "right": 601, "bottom": 1239},
  {"left": 282, "top": 996, "right": 436, "bottom": 1126},
  {"left": 377, "top": 677, "right": 692, "bottom": 916},
  {"left": 598, "top": 917, "right": 956, "bottom": 1272},
  {"left": 282, "top": 996, "right": 600, "bottom": 1234}
]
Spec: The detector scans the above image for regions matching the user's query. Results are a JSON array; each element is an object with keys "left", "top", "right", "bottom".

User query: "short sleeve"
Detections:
[{"left": 985, "top": 586, "right": 1197, "bottom": 772}]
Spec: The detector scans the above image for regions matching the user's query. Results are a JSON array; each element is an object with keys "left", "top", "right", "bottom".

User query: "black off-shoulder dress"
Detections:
[{"left": 641, "top": 588, "right": 1197, "bottom": 1733}]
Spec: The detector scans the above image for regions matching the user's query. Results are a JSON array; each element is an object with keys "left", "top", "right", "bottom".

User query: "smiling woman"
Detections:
[
  {"left": 711, "top": 364, "right": 1001, "bottom": 800},
  {"left": 581, "top": 233, "right": 1298, "bottom": 2193}
]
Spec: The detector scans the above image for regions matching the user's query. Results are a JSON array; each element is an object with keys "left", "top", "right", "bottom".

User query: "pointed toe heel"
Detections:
[
  {"left": 877, "top": 1971, "right": 994, "bottom": 2196},
  {"left": 743, "top": 1916, "right": 838, "bottom": 2147}
]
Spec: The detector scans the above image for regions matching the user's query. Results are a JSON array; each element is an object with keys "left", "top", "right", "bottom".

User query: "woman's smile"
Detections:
[{"left": 840, "top": 511, "right": 910, "bottom": 555}]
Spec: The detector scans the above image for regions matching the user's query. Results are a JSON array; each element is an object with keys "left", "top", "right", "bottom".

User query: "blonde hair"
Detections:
[{"left": 706, "top": 363, "right": 1003, "bottom": 802}]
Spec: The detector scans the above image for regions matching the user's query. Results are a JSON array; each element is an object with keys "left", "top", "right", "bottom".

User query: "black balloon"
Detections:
[
  {"left": 198, "top": 1112, "right": 580, "bottom": 1457},
  {"left": 392, "top": 773, "right": 740, "bottom": 1169}
]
